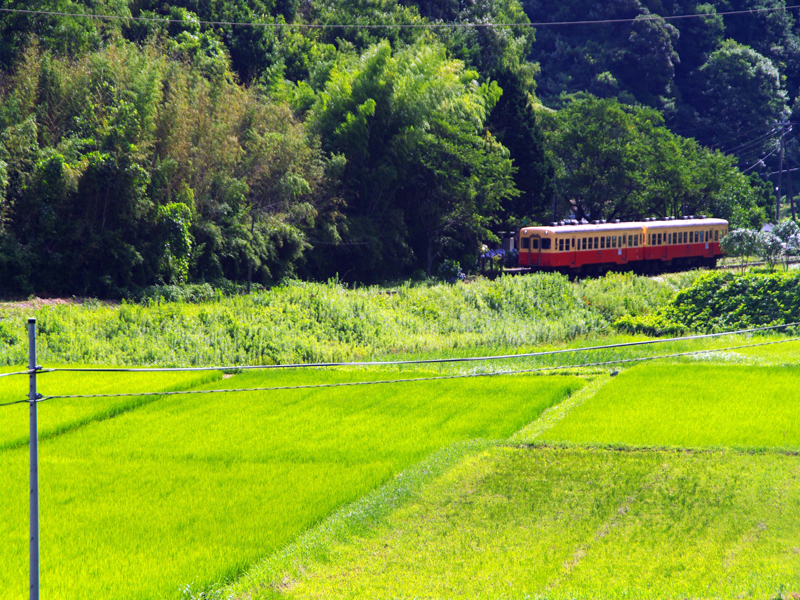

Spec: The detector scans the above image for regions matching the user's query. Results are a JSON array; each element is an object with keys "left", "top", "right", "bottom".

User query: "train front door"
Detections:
[{"left": 531, "top": 235, "right": 542, "bottom": 267}]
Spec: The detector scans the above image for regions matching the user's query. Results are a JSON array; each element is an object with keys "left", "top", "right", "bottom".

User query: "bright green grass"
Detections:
[
  {"left": 538, "top": 364, "right": 800, "bottom": 450},
  {"left": 0, "top": 368, "right": 221, "bottom": 450},
  {"left": 272, "top": 446, "right": 800, "bottom": 600},
  {"left": 0, "top": 271, "right": 695, "bottom": 367},
  {"left": 0, "top": 369, "right": 581, "bottom": 600}
]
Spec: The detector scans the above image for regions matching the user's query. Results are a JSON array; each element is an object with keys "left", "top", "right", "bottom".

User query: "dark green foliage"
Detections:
[
  {"left": 617, "top": 270, "right": 800, "bottom": 333},
  {"left": 307, "top": 41, "right": 517, "bottom": 281},
  {"left": 0, "top": 40, "right": 332, "bottom": 296},
  {"left": 488, "top": 69, "right": 555, "bottom": 227},
  {"left": 521, "top": 0, "right": 796, "bottom": 173},
  {"left": 541, "top": 95, "right": 767, "bottom": 224},
  {"left": 0, "top": 0, "right": 128, "bottom": 70},
  {"left": 0, "top": 0, "right": 784, "bottom": 293}
]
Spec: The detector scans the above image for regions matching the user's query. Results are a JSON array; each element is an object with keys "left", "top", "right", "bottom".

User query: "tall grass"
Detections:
[{"left": 0, "top": 273, "right": 691, "bottom": 367}]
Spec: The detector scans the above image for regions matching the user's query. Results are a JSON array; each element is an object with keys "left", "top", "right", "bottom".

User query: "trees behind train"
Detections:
[
  {"left": 541, "top": 96, "right": 769, "bottom": 228},
  {"left": 306, "top": 40, "right": 517, "bottom": 282}
]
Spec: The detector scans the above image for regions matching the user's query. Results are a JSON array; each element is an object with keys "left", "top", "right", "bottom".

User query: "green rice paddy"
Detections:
[
  {"left": 538, "top": 364, "right": 800, "bottom": 450},
  {"left": 0, "top": 368, "right": 581, "bottom": 600},
  {"left": 224, "top": 360, "right": 800, "bottom": 600},
  {"left": 273, "top": 446, "right": 800, "bottom": 600},
  {"left": 0, "top": 368, "right": 221, "bottom": 450},
  {"left": 3, "top": 330, "right": 800, "bottom": 600}
]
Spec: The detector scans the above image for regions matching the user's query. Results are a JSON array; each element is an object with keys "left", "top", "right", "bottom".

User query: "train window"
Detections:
[
  {"left": 521, "top": 237, "right": 530, "bottom": 249},
  {"left": 682, "top": 231, "right": 686, "bottom": 244},
  {"left": 627, "top": 235, "right": 632, "bottom": 247},
  {"left": 715, "top": 230, "right": 719, "bottom": 242},
  {"left": 634, "top": 234, "right": 639, "bottom": 247},
  {"left": 532, "top": 238, "right": 539, "bottom": 249},
  {"left": 542, "top": 238, "right": 551, "bottom": 250},
  {"left": 594, "top": 237, "right": 598, "bottom": 249},
  {"left": 559, "top": 239, "right": 564, "bottom": 252},
  {"left": 600, "top": 236, "right": 605, "bottom": 249},
  {"left": 657, "top": 233, "right": 662, "bottom": 245},
  {"left": 612, "top": 236, "right": 617, "bottom": 248},
  {"left": 572, "top": 238, "right": 576, "bottom": 249},
  {"left": 606, "top": 236, "right": 611, "bottom": 248},
  {"left": 582, "top": 237, "right": 587, "bottom": 250}
]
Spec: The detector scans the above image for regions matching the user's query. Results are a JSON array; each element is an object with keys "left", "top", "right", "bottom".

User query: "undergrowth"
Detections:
[{"left": 0, "top": 272, "right": 691, "bottom": 366}]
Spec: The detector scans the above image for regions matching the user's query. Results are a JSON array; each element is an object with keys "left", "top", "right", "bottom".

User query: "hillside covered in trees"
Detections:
[{"left": 0, "top": 0, "right": 792, "bottom": 295}]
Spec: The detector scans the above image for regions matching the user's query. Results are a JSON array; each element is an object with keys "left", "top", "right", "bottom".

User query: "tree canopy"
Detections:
[{"left": 0, "top": 0, "right": 788, "bottom": 295}]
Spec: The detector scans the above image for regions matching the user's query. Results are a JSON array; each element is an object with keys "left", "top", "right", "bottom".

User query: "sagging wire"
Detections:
[
  {"left": 41, "top": 322, "right": 800, "bottom": 374},
  {"left": 1, "top": 4, "right": 799, "bottom": 30},
  {"left": 22, "top": 335, "right": 800, "bottom": 405}
]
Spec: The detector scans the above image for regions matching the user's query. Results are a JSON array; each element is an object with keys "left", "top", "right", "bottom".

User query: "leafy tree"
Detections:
[
  {"left": 541, "top": 96, "right": 650, "bottom": 221},
  {"left": 721, "top": 227, "right": 761, "bottom": 271},
  {"left": 0, "top": 0, "right": 128, "bottom": 70},
  {"left": 672, "top": 3, "right": 724, "bottom": 76},
  {"left": 620, "top": 14, "right": 680, "bottom": 106},
  {"left": 541, "top": 95, "right": 768, "bottom": 225},
  {"left": 403, "top": 115, "right": 517, "bottom": 275},
  {"left": 0, "top": 40, "right": 332, "bottom": 294},
  {"left": 759, "top": 230, "right": 784, "bottom": 271},
  {"left": 689, "top": 40, "right": 788, "bottom": 158},
  {"left": 487, "top": 68, "right": 554, "bottom": 227},
  {"left": 308, "top": 40, "right": 517, "bottom": 280}
]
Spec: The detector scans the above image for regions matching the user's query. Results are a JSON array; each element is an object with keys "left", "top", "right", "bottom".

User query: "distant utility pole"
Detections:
[{"left": 778, "top": 114, "right": 786, "bottom": 222}]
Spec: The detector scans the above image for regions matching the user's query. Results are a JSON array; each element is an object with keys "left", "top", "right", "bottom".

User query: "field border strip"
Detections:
[
  {"left": 25, "top": 336, "right": 800, "bottom": 403},
  {"left": 35, "top": 322, "right": 800, "bottom": 374},
  {"left": 518, "top": 441, "right": 800, "bottom": 458}
]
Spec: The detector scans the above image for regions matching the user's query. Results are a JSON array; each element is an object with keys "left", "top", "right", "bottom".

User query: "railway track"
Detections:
[{"left": 497, "top": 258, "right": 800, "bottom": 278}]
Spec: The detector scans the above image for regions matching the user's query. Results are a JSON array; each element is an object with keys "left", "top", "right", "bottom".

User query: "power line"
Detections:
[
  {"left": 1, "top": 4, "right": 799, "bottom": 30},
  {"left": 26, "top": 336, "right": 800, "bottom": 404},
  {"left": 37, "top": 322, "right": 800, "bottom": 374},
  {"left": 0, "top": 369, "right": 39, "bottom": 379},
  {"left": 2, "top": 329, "right": 798, "bottom": 408}
]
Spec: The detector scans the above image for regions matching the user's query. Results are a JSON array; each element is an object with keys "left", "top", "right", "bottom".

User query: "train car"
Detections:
[{"left": 517, "top": 216, "right": 728, "bottom": 275}]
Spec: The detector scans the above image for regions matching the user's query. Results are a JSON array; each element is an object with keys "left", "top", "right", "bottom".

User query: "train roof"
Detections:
[{"left": 520, "top": 217, "right": 728, "bottom": 236}]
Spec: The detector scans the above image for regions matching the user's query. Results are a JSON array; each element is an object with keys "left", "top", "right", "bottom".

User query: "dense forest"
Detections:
[{"left": 0, "top": 0, "right": 794, "bottom": 295}]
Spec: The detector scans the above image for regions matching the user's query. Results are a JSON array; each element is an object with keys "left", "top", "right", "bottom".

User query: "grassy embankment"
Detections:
[
  {"left": 235, "top": 363, "right": 800, "bottom": 600},
  {"left": 0, "top": 272, "right": 697, "bottom": 367}
]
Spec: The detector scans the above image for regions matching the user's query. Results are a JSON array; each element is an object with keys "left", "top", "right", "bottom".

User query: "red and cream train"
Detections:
[{"left": 516, "top": 216, "right": 728, "bottom": 275}]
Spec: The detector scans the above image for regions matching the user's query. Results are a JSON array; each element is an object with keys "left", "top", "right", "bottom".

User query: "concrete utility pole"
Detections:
[
  {"left": 778, "top": 114, "right": 786, "bottom": 222},
  {"left": 28, "top": 318, "right": 39, "bottom": 600}
]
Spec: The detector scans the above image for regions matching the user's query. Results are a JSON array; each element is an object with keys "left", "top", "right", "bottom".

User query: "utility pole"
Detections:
[
  {"left": 777, "top": 114, "right": 786, "bottom": 222},
  {"left": 29, "top": 318, "right": 39, "bottom": 600}
]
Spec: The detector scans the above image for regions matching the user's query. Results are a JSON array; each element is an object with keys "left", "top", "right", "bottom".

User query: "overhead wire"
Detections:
[
  {"left": 1, "top": 325, "right": 798, "bottom": 408},
  {"left": 23, "top": 335, "right": 800, "bottom": 404},
  {"left": 1, "top": 4, "right": 799, "bottom": 30},
  {"left": 37, "top": 322, "right": 800, "bottom": 374}
]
